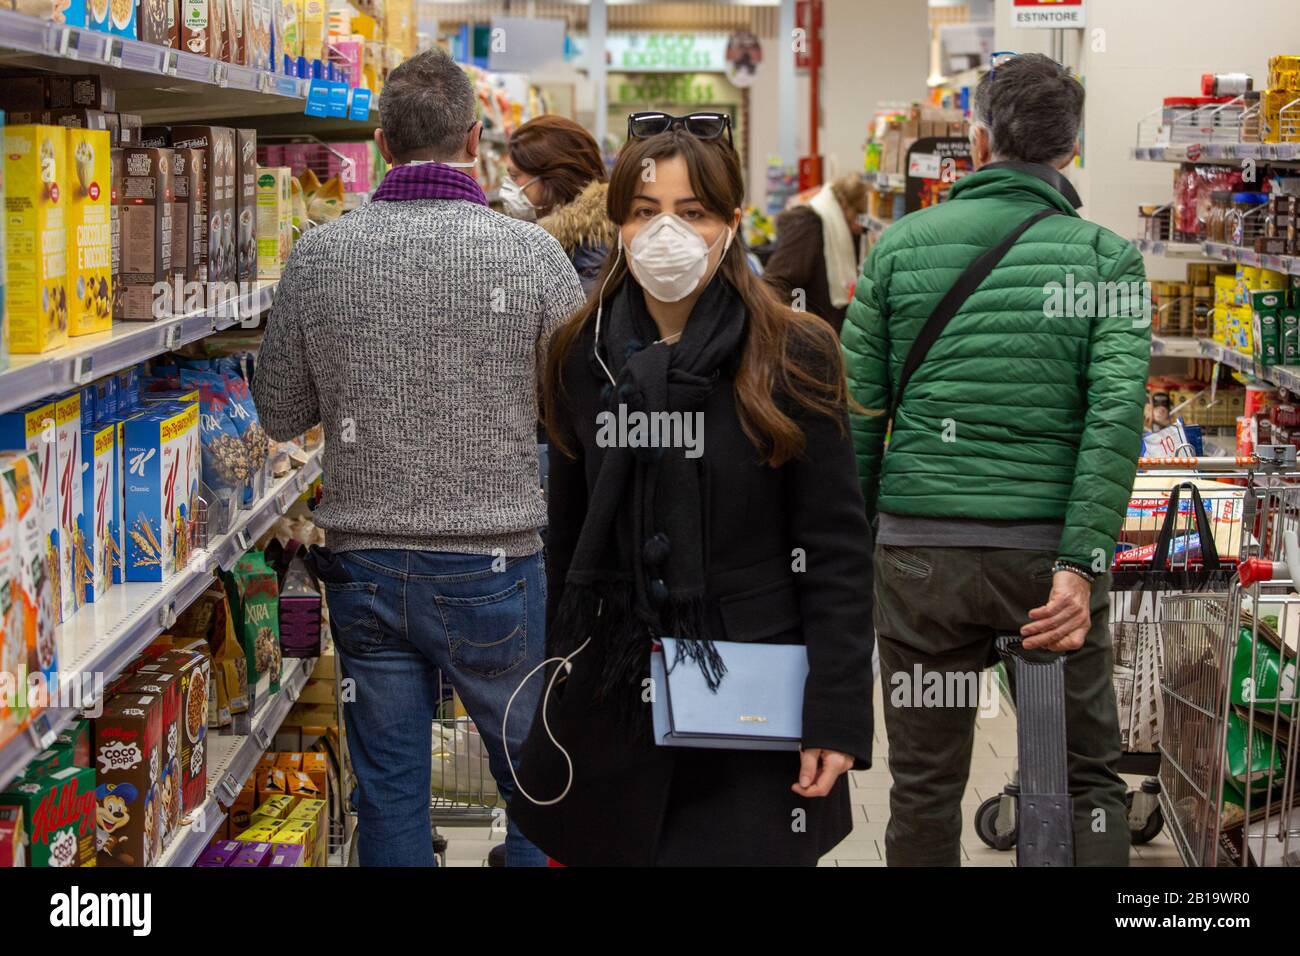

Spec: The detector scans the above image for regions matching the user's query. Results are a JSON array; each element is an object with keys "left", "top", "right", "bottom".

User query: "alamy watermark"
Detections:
[
  {"left": 595, "top": 404, "right": 704, "bottom": 459},
  {"left": 1043, "top": 275, "right": 1152, "bottom": 328}
]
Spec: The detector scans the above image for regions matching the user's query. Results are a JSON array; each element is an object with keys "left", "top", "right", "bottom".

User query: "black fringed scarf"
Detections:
[{"left": 549, "top": 276, "right": 747, "bottom": 730}]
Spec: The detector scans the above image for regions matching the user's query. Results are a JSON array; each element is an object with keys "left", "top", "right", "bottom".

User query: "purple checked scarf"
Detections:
[{"left": 371, "top": 162, "right": 488, "bottom": 205}]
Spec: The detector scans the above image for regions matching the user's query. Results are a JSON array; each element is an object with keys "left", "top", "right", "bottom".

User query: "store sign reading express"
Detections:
[
  {"left": 605, "top": 33, "right": 729, "bottom": 73},
  {"left": 1011, "top": 0, "right": 1086, "bottom": 29},
  {"left": 613, "top": 74, "right": 717, "bottom": 107}
]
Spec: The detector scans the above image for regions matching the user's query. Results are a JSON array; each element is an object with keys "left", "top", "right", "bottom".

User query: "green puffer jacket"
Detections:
[{"left": 842, "top": 164, "right": 1151, "bottom": 570}]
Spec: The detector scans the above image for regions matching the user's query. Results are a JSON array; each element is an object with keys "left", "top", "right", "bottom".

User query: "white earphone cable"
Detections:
[{"left": 503, "top": 637, "right": 592, "bottom": 806}]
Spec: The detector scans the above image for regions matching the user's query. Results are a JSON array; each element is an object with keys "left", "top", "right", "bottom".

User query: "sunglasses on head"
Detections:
[{"left": 627, "top": 111, "right": 734, "bottom": 147}]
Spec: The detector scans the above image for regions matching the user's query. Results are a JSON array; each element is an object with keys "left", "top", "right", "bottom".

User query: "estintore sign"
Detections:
[{"left": 1012, "top": 0, "right": 1086, "bottom": 29}]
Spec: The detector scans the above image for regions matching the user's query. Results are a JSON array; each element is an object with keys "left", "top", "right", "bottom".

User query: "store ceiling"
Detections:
[{"left": 429, "top": 1, "right": 781, "bottom": 37}]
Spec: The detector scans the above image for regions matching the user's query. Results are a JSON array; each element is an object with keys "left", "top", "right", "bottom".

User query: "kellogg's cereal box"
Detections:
[
  {"left": 80, "top": 421, "right": 114, "bottom": 604},
  {"left": 0, "top": 451, "right": 57, "bottom": 712},
  {"left": 0, "top": 763, "right": 96, "bottom": 867},
  {"left": 138, "top": 648, "right": 208, "bottom": 814},
  {"left": 122, "top": 401, "right": 197, "bottom": 582},
  {"left": 54, "top": 394, "right": 83, "bottom": 622},
  {"left": 5, "top": 125, "right": 69, "bottom": 353},
  {"left": 92, "top": 692, "right": 162, "bottom": 866},
  {"left": 65, "top": 127, "right": 112, "bottom": 337},
  {"left": 121, "top": 671, "right": 182, "bottom": 842}
]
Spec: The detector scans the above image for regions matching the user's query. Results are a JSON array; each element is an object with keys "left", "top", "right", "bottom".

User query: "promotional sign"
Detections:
[
  {"left": 724, "top": 30, "right": 762, "bottom": 89},
  {"left": 1012, "top": 0, "right": 1086, "bottom": 29},
  {"left": 604, "top": 33, "right": 730, "bottom": 73}
]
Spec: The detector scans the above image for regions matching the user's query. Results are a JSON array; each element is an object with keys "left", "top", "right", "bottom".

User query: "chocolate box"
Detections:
[
  {"left": 92, "top": 691, "right": 162, "bottom": 866},
  {"left": 234, "top": 128, "right": 257, "bottom": 282},
  {"left": 170, "top": 147, "right": 208, "bottom": 282},
  {"left": 115, "top": 147, "right": 174, "bottom": 320},
  {"left": 228, "top": 776, "right": 255, "bottom": 836},
  {"left": 169, "top": 126, "right": 234, "bottom": 284},
  {"left": 138, "top": 0, "right": 176, "bottom": 45},
  {"left": 121, "top": 671, "right": 182, "bottom": 843},
  {"left": 0, "top": 763, "right": 95, "bottom": 867},
  {"left": 138, "top": 648, "right": 209, "bottom": 814}
]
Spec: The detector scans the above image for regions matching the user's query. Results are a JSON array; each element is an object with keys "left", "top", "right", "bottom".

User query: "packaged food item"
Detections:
[
  {"left": 300, "top": 0, "right": 324, "bottom": 64},
  {"left": 227, "top": 0, "right": 245, "bottom": 63},
  {"left": 169, "top": 126, "right": 234, "bottom": 284},
  {"left": 64, "top": 128, "right": 112, "bottom": 337},
  {"left": 0, "top": 806, "right": 24, "bottom": 866},
  {"left": 92, "top": 691, "right": 162, "bottom": 866},
  {"left": 0, "top": 451, "right": 52, "bottom": 729},
  {"left": 234, "top": 129, "right": 257, "bottom": 282},
  {"left": 138, "top": 0, "right": 176, "bottom": 45},
  {"left": 106, "top": 0, "right": 136, "bottom": 39},
  {"left": 115, "top": 146, "right": 174, "bottom": 320},
  {"left": 255, "top": 165, "right": 289, "bottom": 279},
  {"left": 120, "top": 671, "right": 182, "bottom": 841},
  {"left": 79, "top": 420, "right": 115, "bottom": 603},
  {"left": 228, "top": 776, "right": 255, "bottom": 836},
  {"left": 264, "top": 842, "right": 304, "bottom": 867},
  {"left": 179, "top": 0, "right": 209, "bottom": 56},
  {"left": 52, "top": 718, "right": 91, "bottom": 768},
  {"left": 208, "top": 0, "right": 226, "bottom": 60},
  {"left": 229, "top": 841, "right": 272, "bottom": 865},
  {"left": 299, "top": 752, "right": 328, "bottom": 807},
  {"left": 14, "top": 0, "right": 88, "bottom": 27},
  {"left": 272, "top": 0, "right": 300, "bottom": 73},
  {"left": 0, "top": 403, "right": 58, "bottom": 597},
  {"left": 121, "top": 401, "right": 198, "bottom": 581},
  {"left": 5, "top": 125, "right": 69, "bottom": 353},
  {"left": 270, "top": 817, "right": 315, "bottom": 865},
  {"left": 53, "top": 394, "right": 83, "bottom": 623},
  {"left": 246, "top": 0, "right": 272, "bottom": 71},
  {"left": 0, "top": 764, "right": 96, "bottom": 867},
  {"left": 137, "top": 648, "right": 208, "bottom": 813},
  {"left": 223, "top": 550, "right": 282, "bottom": 704},
  {"left": 287, "top": 793, "right": 325, "bottom": 836},
  {"left": 1284, "top": 312, "right": 1300, "bottom": 365},
  {"left": 22, "top": 746, "right": 70, "bottom": 780},
  {"left": 233, "top": 824, "right": 279, "bottom": 843},
  {"left": 194, "top": 839, "right": 240, "bottom": 866},
  {"left": 170, "top": 147, "right": 207, "bottom": 283},
  {"left": 256, "top": 765, "right": 286, "bottom": 801},
  {"left": 279, "top": 555, "right": 321, "bottom": 656},
  {"left": 255, "top": 793, "right": 295, "bottom": 818},
  {"left": 86, "top": 0, "right": 111, "bottom": 31}
]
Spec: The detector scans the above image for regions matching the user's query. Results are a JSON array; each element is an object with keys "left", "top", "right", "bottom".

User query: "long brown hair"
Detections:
[
  {"left": 508, "top": 115, "right": 607, "bottom": 210},
  {"left": 544, "top": 129, "right": 850, "bottom": 468}
]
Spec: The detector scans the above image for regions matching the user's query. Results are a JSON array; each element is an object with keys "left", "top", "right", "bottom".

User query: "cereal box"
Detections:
[
  {"left": 5, "top": 125, "right": 69, "bottom": 353},
  {"left": 246, "top": 0, "right": 272, "bottom": 71},
  {"left": 180, "top": 0, "right": 210, "bottom": 56},
  {"left": 93, "top": 692, "right": 163, "bottom": 866},
  {"left": 23, "top": 747, "right": 70, "bottom": 780},
  {"left": 14, "top": 0, "right": 88, "bottom": 26},
  {"left": 115, "top": 146, "right": 174, "bottom": 320},
  {"left": 138, "top": 0, "right": 176, "bottom": 45},
  {"left": 107, "top": 413, "right": 137, "bottom": 585},
  {"left": 169, "top": 148, "right": 206, "bottom": 283},
  {"left": 209, "top": 0, "right": 226, "bottom": 60},
  {"left": 284, "top": 800, "right": 324, "bottom": 865},
  {"left": 273, "top": 0, "right": 300, "bottom": 73},
  {"left": 170, "top": 127, "right": 234, "bottom": 284},
  {"left": 300, "top": 0, "right": 324, "bottom": 64},
  {"left": 269, "top": 817, "right": 314, "bottom": 864},
  {"left": 0, "top": 763, "right": 96, "bottom": 867},
  {"left": 80, "top": 421, "right": 114, "bottom": 604},
  {"left": 265, "top": 842, "right": 304, "bottom": 867},
  {"left": 0, "top": 451, "right": 57, "bottom": 711},
  {"left": 122, "top": 401, "right": 197, "bottom": 581},
  {"left": 0, "top": 107, "right": 6, "bottom": 372},
  {"left": 107, "top": 0, "right": 138, "bottom": 39},
  {"left": 52, "top": 718, "right": 90, "bottom": 768},
  {"left": 255, "top": 166, "right": 289, "bottom": 279},
  {"left": 235, "top": 129, "right": 257, "bottom": 282},
  {"left": 255, "top": 793, "right": 295, "bottom": 819},
  {"left": 0, "top": 407, "right": 58, "bottom": 600},
  {"left": 195, "top": 839, "right": 240, "bottom": 866},
  {"left": 227, "top": 0, "right": 245, "bottom": 63},
  {"left": 138, "top": 648, "right": 208, "bottom": 814},
  {"left": 0, "top": 471, "right": 19, "bottom": 749},
  {"left": 65, "top": 127, "right": 112, "bottom": 337},
  {"left": 0, "top": 805, "right": 24, "bottom": 866},
  {"left": 54, "top": 394, "right": 83, "bottom": 622},
  {"left": 121, "top": 671, "right": 181, "bottom": 842},
  {"left": 233, "top": 824, "right": 279, "bottom": 843},
  {"left": 87, "top": 0, "right": 111, "bottom": 31}
]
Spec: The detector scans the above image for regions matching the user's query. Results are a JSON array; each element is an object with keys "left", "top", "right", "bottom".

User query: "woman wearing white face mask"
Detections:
[
  {"left": 504, "top": 116, "right": 614, "bottom": 294},
  {"left": 510, "top": 120, "right": 876, "bottom": 866}
]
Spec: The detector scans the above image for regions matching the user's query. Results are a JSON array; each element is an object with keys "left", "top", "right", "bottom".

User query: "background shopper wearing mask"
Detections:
[
  {"left": 763, "top": 174, "right": 871, "bottom": 336},
  {"left": 504, "top": 115, "right": 615, "bottom": 295},
  {"left": 841, "top": 53, "right": 1149, "bottom": 867},
  {"left": 252, "top": 47, "right": 586, "bottom": 867},
  {"left": 511, "top": 118, "right": 875, "bottom": 866}
]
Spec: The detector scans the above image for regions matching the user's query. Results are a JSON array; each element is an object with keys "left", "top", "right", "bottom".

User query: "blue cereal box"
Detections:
[
  {"left": 107, "top": 0, "right": 137, "bottom": 39},
  {"left": 80, "top": 421, "right": 114, "bottom": 603},
  {"left": 108, "top": 413, "right": 137, "bottom": 586},
  {"left": 122, "top": 402, "right": 197, "bottom": 582}
]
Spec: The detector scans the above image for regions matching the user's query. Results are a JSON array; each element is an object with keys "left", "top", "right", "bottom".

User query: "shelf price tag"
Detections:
[
  {"left": 303, "top": 79, "right": 330, "bottom": 117},
  {"left": 27, "top": 713, "right": 56, "bottom": 750},
  {"left": 215, "top": 62, "right": 229, "bottom": 87},
  {"left": 163, "top": 323, "right": 182, "bottom": 350},
  {"left": 235, "top": 529, "right": 250, "bottom": 553},
  {"left": 221, "top": 775, "right": 240, "bottom": 805},
  {"left": 347, "top": 88, "right": 372, "bottom": 122},
  {"left": 162, "top": 49, "right": 178, "bottom": 76},
  {"left": 62, "top": 28, "right": 79, "bottom": 59},
  {"left": 325, "top": 81, "right": 349, "bottom": 118},
  {"left": 106, "top": 37, "right": 122, "bottom": 66},
  {"left": 71, "top": 354, "right": 94, "bottom": 385},
  {"left": 253, "top": 725, "right": 271, "bottom": 750}
]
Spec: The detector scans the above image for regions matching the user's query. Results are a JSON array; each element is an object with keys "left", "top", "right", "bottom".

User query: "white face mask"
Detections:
[
  {"left": 500, "top": 176, "right": 539, "bottom": 221},
  {"left": 625, "top": 213, "right": 733, "bottom": 304}
]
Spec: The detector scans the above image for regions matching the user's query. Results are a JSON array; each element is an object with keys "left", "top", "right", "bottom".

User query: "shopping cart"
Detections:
[
  {"left": 974, "top": 450, "right": 1255, "bottom": 853},
  {"left": 1158, "top": 447, "right": 1300, "bottom": 865},
  {"left": 428, "top": 671, "right": 502, "bottom": 866}
]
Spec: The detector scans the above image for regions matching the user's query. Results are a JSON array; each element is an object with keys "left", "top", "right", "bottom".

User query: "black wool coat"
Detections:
[{"left": 511, "top": 320, "right": 876, "bottom": 866}]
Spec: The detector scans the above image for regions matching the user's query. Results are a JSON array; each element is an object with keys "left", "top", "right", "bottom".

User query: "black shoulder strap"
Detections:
[{"left": 891, "top": 207, "right": 1061, "bottom": 417}]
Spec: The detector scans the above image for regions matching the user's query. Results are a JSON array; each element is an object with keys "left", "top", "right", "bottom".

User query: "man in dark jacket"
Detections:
[{"left": 842, "top": 54, "right": 1150, "bottom": 866}]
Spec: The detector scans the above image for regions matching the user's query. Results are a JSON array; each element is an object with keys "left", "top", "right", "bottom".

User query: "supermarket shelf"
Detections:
[
  {"left": 1133, "top": 238, "right": 1213, "bottom": 260},
  {"left": 1197, "top": 338, "right": 1300, "bottom": 392},
  {"left": 862, "top": 170, "right": 906, "bottom": 192},
  {"left": 156, "top": 656, "right": 317, "bottom": 867},
  {"left": 863, "top": 214, "right": 893, "bottom": 235},
  {"left": 0, "top": 448, "right": 321, "bottom": 791},
  {"left": 1132, "top": 143, "right": 1300, "bottom": 164},
  {"left": 1151, "top": 335, "right": 1201, "bottom": 358},
  {"left": 0, "top": 281, "right": 277, "bottom": 417}
]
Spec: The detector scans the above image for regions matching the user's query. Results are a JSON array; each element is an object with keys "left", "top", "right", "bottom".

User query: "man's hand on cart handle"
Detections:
[
  {"left": 792, "top": 749, "right": 854, "bottom": 798},
  {"left": 1021, "top": 571, "right": 1091, "bottom": 651}
]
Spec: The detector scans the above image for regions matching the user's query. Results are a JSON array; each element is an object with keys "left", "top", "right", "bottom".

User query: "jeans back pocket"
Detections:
[
  {"left": 326, "top": 580, "right": 382, "bottom": 654},
  {"left": 436, "top": 578, "right": 528, "bottom": 679}
]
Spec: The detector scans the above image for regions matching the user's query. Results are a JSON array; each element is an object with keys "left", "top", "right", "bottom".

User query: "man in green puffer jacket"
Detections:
[{"left": 843, "top": 54, "right": 1150, "bottom": 867}]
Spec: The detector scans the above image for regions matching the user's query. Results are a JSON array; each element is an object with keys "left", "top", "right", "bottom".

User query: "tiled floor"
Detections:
[{"left": 443, "top": 684, "right": 1185, "bottom": 867}]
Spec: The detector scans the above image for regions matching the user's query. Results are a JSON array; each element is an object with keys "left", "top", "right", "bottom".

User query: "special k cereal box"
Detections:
[
  {"left": 5, "top": 126, "right": 69, "bottom": 353},
  {"left": 64, "top": 127, "right": 112, "bottom": 337},
  {"left": 80, "top": 421, "right": 114, "bottom": 604},
  {"left": 54, "top": 395, "right": 83, "bottom": 622},
  {"left": 0, "top": 450, "right": 57, "bottom": 708},
  {"left": 122, "top": 402, "right": 197, "bottom": 582}
]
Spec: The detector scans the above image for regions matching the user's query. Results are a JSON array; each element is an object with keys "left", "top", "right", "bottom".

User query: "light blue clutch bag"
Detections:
[{"left": 650, "top": 638, "right": 808, "bottom": 751}]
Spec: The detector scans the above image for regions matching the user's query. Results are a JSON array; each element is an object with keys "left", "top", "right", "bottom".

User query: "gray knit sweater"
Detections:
[{"left": 252, "top": 197, "right": 586, "bottom": 557}]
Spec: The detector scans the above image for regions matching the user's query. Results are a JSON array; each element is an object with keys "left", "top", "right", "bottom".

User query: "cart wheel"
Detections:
[
  {"left": 975, "top": 795, "right": 1016, "bottom": 851},
  {"left": 1125, "top": 790, "right": 1164, "bottom": 845}
]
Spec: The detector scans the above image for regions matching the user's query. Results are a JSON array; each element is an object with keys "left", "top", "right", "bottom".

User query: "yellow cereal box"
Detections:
[
  {"left": 5, "top": 126, "right": 69, "bottom": 353},
  {"left": 300, "top": 0, "right": 324, "bottom": 63},
  {"left": 233, "top": 823, "right": 281, "bottom": 842},
  {"left": 255, "top": 166, "right": 290, "bottom": 279},
  {"left": 64, "top": 128, "right": 112, "bottom": 337}
]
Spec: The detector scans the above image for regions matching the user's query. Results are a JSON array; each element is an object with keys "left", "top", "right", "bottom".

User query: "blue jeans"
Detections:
[{"left": 323, "top": 548, "right": 549, "bottom": 867}]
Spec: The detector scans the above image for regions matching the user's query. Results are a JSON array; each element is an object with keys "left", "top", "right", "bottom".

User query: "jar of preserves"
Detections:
[{"left": 1228, "top": 192, "right": 1269, "bottom": 247}]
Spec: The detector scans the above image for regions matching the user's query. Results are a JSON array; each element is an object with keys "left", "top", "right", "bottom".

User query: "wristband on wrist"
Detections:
[{"left": 1053, "top": 560, "right": 1096, "bottom": 583}]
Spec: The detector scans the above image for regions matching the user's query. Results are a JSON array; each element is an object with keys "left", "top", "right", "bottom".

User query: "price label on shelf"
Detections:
[
  {"left": 348, "top": 88, "right": 372, "bottom": 122},
  {"left": 27, "top": 713, "right": 56, "bottom": 751},
  {"left": 303, "top": 80, "right": 330, "bottom": 117},
  {"left": 71, "top": 354, "right": 94, "bottom": 385},
  {"left": 163, "top": 323, "right": 182, "bottom": 350},
  {"left": 162, "top": 49, "right": 178, "bottom": 76},
  {"left": 253, "top": 726, "right": 271, "bottom": 750},
  {"left": 325, "top": 81, "right": 349, "bottom": 118}
]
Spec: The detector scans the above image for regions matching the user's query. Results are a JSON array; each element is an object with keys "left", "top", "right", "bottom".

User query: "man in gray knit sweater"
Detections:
[{"left": 253, "top": 48, "right": 586, "bottom": 867}]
